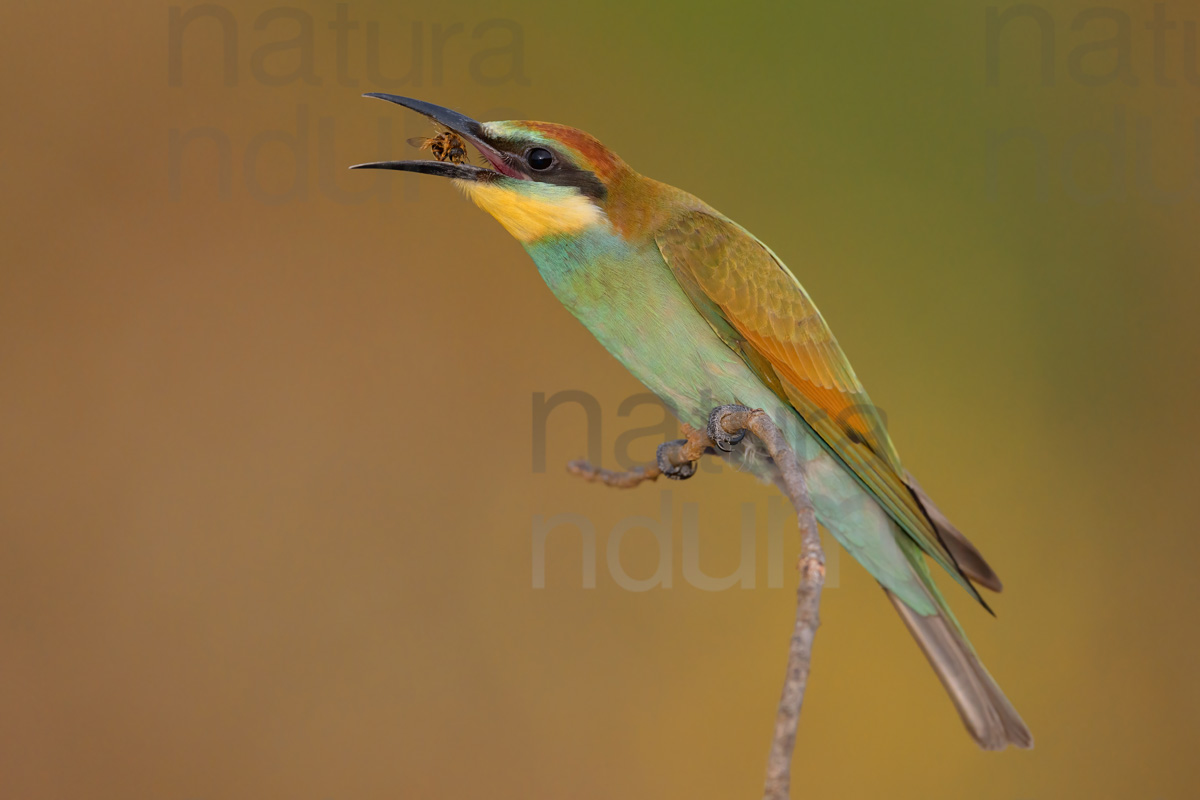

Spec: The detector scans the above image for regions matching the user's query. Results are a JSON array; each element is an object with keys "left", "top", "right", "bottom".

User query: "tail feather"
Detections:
[
  {"left": 886, "top": 590, "right": 1033, "bottom": 750},
  {"left": 905, "top": 472, "right": 1003, "bottom": 593}
]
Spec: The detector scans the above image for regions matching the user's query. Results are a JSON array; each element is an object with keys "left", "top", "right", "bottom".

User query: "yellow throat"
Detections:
[{"left": 454, "top": 180, "right": 604, "bottom": 243}]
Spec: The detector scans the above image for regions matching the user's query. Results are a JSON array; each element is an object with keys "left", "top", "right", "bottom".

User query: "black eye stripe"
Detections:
[{"left": 496, "top": 140, "right": 607, "bottom": 201}]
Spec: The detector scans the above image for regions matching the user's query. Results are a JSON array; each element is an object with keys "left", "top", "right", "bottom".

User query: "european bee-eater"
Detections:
[{"left": 353, "top": 94, "right": 1032, "bottom": 750}]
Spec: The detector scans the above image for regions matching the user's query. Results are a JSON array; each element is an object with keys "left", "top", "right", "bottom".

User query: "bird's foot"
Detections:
[
  {"left": 707, "top": 405, "right": 750, "bottom": 452},
  {"left": 656, "top": 439, "right": 698, "bottom": 480}
]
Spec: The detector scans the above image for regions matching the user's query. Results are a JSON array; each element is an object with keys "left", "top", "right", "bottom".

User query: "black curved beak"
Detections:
[{"left": 349, "top": 93, "right": 522, "bottom": 181}]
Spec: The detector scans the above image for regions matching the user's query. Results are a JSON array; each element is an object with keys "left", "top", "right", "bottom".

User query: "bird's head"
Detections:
[{"left": 351, "top": 94, "right": 630, "bottom": 243}]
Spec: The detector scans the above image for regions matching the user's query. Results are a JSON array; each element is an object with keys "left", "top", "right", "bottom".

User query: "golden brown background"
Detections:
[{"left": 3, "top": 1, "right": 1198, "bottom": 797}]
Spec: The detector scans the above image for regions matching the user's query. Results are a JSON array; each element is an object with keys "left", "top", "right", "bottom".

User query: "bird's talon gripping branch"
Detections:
[
  {"left": 707, "top": 404, "right": 750, "bottom": 452},
  {"left": 656, "top": 439, "right": 698, "bottom": 480},
  {"left": 566, "top": 422, "right": 711, "bottom": 488}
]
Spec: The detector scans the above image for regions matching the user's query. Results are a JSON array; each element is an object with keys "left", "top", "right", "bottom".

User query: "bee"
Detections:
[{"left": 407, "top": 129, "right": 470, "bottom": 165}]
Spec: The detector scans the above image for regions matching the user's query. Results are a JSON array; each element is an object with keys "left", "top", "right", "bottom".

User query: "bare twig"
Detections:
[
  {"left": 763, "top": 518, "right": 824, "bottom": 800},
  {"left": 565, "top": 460, "right": 661, "bottom": 488},
  {"left": 565, "top": 423, "right": 714, "bottom": 488},
  {"left": 568, "top": 405, "right": 824, "bottom": 799}
]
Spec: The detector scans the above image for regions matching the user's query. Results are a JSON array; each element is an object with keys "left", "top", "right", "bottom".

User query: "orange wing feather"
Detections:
[{"left": 656, "top": 210, "right": 984, "bottom": 602}]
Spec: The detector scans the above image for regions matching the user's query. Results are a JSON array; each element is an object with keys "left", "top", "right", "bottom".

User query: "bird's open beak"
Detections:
[{"left": 349, "top": 94, "right": 526, "bottom": 181}]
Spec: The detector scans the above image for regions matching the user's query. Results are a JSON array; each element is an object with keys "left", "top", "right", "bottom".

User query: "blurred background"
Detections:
[{"left": 2, "top": 1, "right": 1197, "bottom": 797}]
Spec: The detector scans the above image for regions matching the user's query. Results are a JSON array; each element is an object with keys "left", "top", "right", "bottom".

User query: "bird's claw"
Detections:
[
  {"left": 707, "top": 406, "right": 748, "bottom": 452},
  {"left": 656, "top": 439, "right": 698, "bottom": 480}
]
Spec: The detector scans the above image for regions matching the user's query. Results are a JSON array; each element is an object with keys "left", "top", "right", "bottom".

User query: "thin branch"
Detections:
[
  {"left": 568, "top": 405, "right": 825, "bottom": 800},
  {"left": 564, "top": 461, "right": 662, "bottom": 488},
  {"left": 763, "top": 505, "right": 824, "bottom": 800},
  {"left": 565, "top": 423, "right": 714, "bottom": 488}
]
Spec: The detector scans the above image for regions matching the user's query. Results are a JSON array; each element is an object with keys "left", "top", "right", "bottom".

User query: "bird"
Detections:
[{"left": 352, "top": 93, "right": 1032, "bottom": 750}]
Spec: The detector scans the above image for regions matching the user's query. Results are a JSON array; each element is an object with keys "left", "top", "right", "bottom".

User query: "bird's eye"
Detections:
[{"left": 526, "top": 147, "right": 554, "bottom": 170}]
